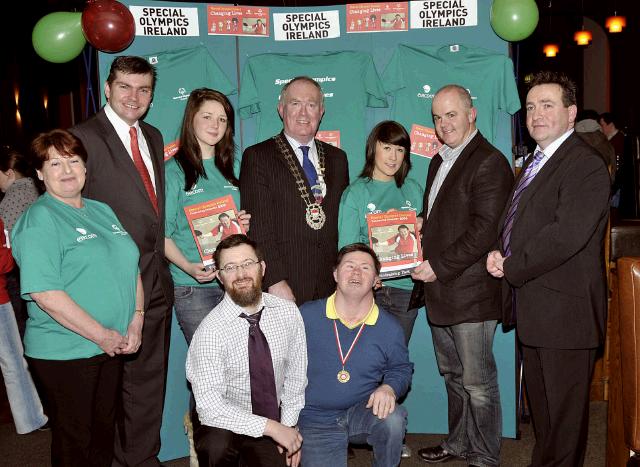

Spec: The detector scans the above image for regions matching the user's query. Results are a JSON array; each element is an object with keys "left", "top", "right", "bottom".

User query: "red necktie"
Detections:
[{"left": 129, "top": 127, "right": 159, "bottom": 215}]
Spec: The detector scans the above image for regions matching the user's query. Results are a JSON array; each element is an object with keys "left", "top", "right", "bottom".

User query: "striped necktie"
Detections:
[{"left": 501, "top": 150, "right": 545, "bottom": 256}]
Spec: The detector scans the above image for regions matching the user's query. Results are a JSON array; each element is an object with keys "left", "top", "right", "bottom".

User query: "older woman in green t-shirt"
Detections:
[{"left": 11, "top": 129, "right": 142, "bottom": 467}]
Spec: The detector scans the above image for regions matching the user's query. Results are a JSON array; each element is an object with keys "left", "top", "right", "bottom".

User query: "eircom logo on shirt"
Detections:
[{"left": 75, "top": 227, "right": 97, "bottom": 243}]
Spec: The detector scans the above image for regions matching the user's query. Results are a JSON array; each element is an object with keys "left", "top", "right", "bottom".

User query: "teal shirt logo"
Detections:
[{"left": 75, "top": 227, "right": 97, "bottom": 243}]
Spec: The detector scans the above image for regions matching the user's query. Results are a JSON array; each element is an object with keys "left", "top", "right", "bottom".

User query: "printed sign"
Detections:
[
  {"left": 164, "top": 140, "right": 179, "bottom": 160},
  {"left": 183, "top": 195, "right": 245, "bottom": 268},
  {"left": 409, "top": 0, "right": 477, "bottom": 29},
  {"left": 410, "top": 124, "right": 442, "bottom": 159},
  {"left": 316, "top": 130, "right": 341, "bottom": 148},
  {"left": 130, "top": 6, "right": 200, "bottom": 36},
  {"left": 367, "top": 210, "right": 422, "bottom": 279},
  {"left": 273, "top": 10, "right": 340, "bottom": 41},
  {"left": 207, "top": 5, "right": 269, "bottom": 36},
  {"left": 346, "top": 3, "right": 409, "bottom": 33}
]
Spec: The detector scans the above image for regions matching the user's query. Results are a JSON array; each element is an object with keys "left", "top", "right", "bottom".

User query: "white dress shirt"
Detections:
[
  {"left": 104, "top": 103, "right": 157, "bottom": 191},
  {"left": 284, "top": 133, "right": 327, "bottom": 198}
]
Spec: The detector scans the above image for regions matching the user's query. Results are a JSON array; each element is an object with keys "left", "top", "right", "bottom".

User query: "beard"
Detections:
[{"left": 227, "top": 274, "right": 263, "bottom": 308}]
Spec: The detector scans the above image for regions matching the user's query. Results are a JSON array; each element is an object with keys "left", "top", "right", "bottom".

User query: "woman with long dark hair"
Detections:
[{"left": 164, "top": 88, "right": 250, "bottom": 343}]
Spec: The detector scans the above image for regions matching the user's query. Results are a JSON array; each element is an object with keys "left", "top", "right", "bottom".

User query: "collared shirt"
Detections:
[
  {"left": 325, "top": 292, "right": 379, "bottom": 329},
  {"left": 607, "top": 128, "right": 619, "bottom": 141},
  {"left": 104, "top": 103, "right": 156, "bottom": 191},
  {"left": 284, "top": 133, "right": 327, "bottom": 198},
  {"left": 427, "top": 129, "right": 478, "bottom": 218},
  {"left": 533, "top": 128, "right": 574, "bottom": 173},
  {"left": 186, "top": 292, "right": 307, "bottom": 438}
]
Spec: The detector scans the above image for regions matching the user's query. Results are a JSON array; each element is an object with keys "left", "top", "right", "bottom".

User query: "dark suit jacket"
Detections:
[
  {"left": 71, "top": 108, "right": 173, "bottom": 308},
  {"left": 500, "top": 132, "right": 610, "bottom": 349},
  {"left": 240, "top": 133, "right": 349, "bottom": 306},
  {"left": 415, "top": 131, "right": 513, "bottom": 326}
]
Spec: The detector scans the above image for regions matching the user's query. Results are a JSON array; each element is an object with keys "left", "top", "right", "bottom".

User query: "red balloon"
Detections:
[{"left": 82, "top": 0, "right": 135, "bottom": 53}]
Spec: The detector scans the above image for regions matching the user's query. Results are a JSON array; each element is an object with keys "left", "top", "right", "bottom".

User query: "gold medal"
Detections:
[
  {"left": 337, "top": 369, "right": 351, "bottom": 383},
  {"left": 333, "top": 320, "right": 367, "bottom": 385}
]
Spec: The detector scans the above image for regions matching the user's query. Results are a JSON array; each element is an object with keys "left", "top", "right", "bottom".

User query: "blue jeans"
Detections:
[
  {"left": 430, "top": 320, "right": 501, "bottom": 467},
  {"left": 174, "top": 286, "right": 225, "bottom": 344},
  {"left": 0, "top": 301, "right": 47, "bottom": 434},
  {"left": 374, "top": 286, "right": 418, "bottom": 345},
  {"left": 298, "top": 402, "right": 407, "bottom": 467}
]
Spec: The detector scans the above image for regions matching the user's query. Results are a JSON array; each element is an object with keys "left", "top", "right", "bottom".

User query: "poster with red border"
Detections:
[
  {"left": 410, "top": 123, "right": 442, "bottom": 159},
  {"left": 164, "top": 140, "right": 179, "bottom": 160},
  {"left": 315, "top": 130, "right": 341, "bottom": 148},
  {"left": 207, "top": 5, "right": 270, "bottom": 37},
  {"left": 366, "top": 210, "right": 422, "bottom": 279},
  {"left": 346, "top": 2, "right": 409, "bottom": 33},
  {"left": 183, "top": 195, "right": 245, "bottom": 268}
]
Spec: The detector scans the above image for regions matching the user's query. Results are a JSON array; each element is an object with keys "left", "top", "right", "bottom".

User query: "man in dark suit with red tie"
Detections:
[
  {"left": 240, "top": 77, "right": 349, "bottom": 305},
  {"left": 71, "top": 56, "right": 173, "bottom": 467},
  {"left": 487, "top": 71, "right": 610, "bottom": 466}
]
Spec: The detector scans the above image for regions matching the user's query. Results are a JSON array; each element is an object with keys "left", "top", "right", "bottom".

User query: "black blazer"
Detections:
[
  {"left": 500, "top": 132, "right": 610, "bottom": 349},
  {"left": 71, "top": 108, "right": 174, "bottom": 308},
  {"left": 415, "top": 131, "right": 513, "bottom": 326},
  {"left": 240, "top": 133, "right": 349, "bottom": 305}
]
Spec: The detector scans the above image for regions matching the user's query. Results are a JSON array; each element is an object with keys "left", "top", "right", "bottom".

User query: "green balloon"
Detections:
[
  {"left": 32, "top": 12, "right": 86, "bottom": 63},
  {"left": 491, "top": 0, "right": 539, "bottom": 42}
]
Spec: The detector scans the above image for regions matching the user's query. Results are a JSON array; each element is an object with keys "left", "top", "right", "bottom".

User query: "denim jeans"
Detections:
[
  {"left": 298, "top": 401, "right": 407, "bottom": 467},
  {"left": 174, "top": 286, "right": 225, "bottom": 344},
  {"left": 374, "top": 286, "right": 418, "bottom": 345},
  {"left": 430, "top": 320, "right": 501, "bottom": 467},
  {"left": 0, "top": 301, "right": 47, "bottom": 434}
]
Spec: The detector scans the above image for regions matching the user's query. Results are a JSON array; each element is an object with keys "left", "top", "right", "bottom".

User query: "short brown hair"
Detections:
[
  {"left": 528, "top": 71, "right": 577, "bottom": 107},
  {"left": 106, "top": 56, "right": 157, "bottom": 91},
  {"left": 213, "top": 234, "right": 264, "bottom": 269},
  {"left": 335, "top": 243, "right": 381, "bottom": 274},
  {"left": 30, "top": 129, "right": 88, "bottom": 170}
]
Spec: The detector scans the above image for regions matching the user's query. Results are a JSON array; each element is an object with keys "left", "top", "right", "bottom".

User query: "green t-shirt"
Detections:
[
  {"left": 382, "top": 43, "right": 520, "bottom": 185},
  {"left": 164, "top": 157, "right": 241, "bottom": 287},
  {"left": 338, "top": 177, "right": 424, "bottom": 290},
  {"left": 143, "top": 46, "right": 236, "bottom": 147},
  {"left": 239, "top": 51, "right": 388, "bottom": 179},
  {"left": 11, "top": 193, "right": 140, "bottom": 360}
]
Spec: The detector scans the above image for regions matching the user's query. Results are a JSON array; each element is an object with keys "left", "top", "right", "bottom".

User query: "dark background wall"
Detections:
[{"left": 1, "top": 0, "right": 637, "bottom": 150}]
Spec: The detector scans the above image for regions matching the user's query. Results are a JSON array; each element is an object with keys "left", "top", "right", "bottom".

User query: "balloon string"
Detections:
[{"left": 82, "top": 45, "right": 97, "bottom": 119}]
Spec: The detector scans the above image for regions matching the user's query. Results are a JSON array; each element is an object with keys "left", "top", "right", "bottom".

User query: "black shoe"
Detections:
[{"left": 417, "top": 445, "right": 456, "bottom": 463}]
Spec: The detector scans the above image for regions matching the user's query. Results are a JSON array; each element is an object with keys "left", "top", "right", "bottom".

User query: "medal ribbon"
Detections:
[{"left": 333, "top": 320, "right": 366, "bottom": 368}]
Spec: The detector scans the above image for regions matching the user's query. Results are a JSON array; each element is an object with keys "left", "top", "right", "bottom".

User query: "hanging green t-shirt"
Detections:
[
  {"left": 382, "top": 43, "right": 520, "bottom": 185},
  {"left": 11, "top": 193, "right": 140, "bottom": 360},
  {"left": 338, "top": 177, "right": 423, "bottom": 290},
  {"left": 239, "top": 51, "right": 388, "bottom": 179},
  {"left": 143, "top": 46, "right": 236, "bottom": 147},
  {"left": 165, "top": 157, "right": 241, "bottom": 287}
]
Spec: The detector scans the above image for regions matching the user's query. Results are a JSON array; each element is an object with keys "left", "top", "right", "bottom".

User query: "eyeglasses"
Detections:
[{"left": 219, "top": 259, "right": 260, "bottom": 274}]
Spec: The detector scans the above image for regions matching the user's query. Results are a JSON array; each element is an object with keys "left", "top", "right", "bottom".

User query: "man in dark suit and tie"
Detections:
[
  {"left": 71, "top": 56, "right": 174, "bottom": 467},
  {"left": 412, "top": 85, "right": 513, "bottom": 466},
  {"left": 487, "top": 71, "right": 610, "bottom": 466},
  {"left": 240, "top": 76, "right": 349, "bottom": 305}
]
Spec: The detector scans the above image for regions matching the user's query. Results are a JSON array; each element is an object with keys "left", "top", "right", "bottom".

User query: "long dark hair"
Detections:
[
  {"left": 360, "top": 121, "right": 411, "bottom": 188},
  {"left": 174, "top": 88, "right": 237, "bottom": 191}
]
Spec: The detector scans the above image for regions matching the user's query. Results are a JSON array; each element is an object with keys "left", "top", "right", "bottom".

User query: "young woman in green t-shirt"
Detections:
[
  {"left": 338, "top": 121, "right": 424, "bottom": 343},
  {"left": 164, "top": 89, "right": 250, "bottom": 343}
]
